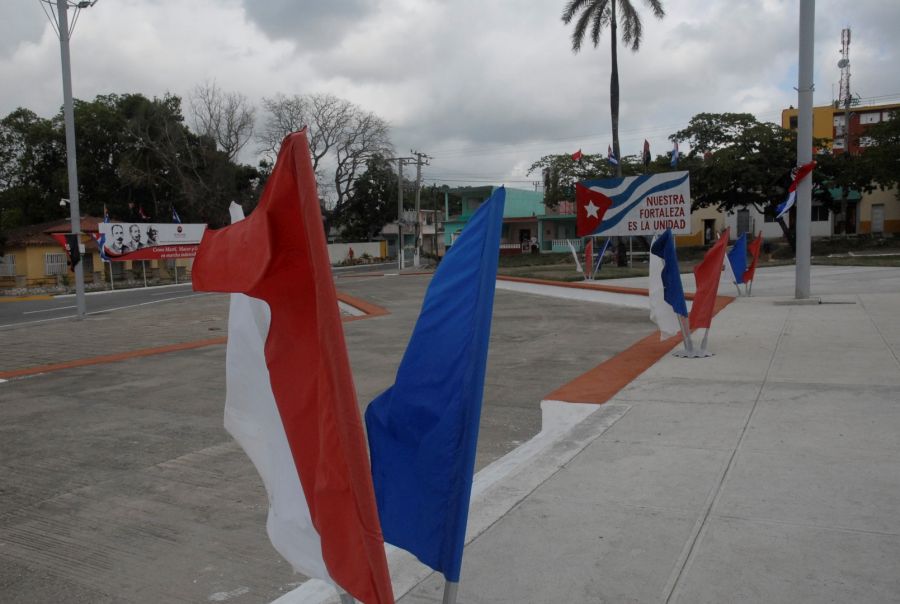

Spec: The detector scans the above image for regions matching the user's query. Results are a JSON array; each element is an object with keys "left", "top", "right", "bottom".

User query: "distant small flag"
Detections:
[
  {"left": 103, "top": 205, "right": 110, "bottom": 222},
  {"left": 670, "top": 140, "right": 680, "bottom": 168},
  {"left": 594, "top": 237, "right": 612, "bottom": 274},
  {"left": 97, "top": 206, "right": 110, "bottom": 262},
  {"left": 642, "top": 140, "right": 651, "bottom": 166},
  {"left": 649, "top": 229, "right": 688, "bottom": 339},
  {"left": 571, "top": 149, "right": 583, "bottom": 162},
  {"left": 138, "top": 205, "right": 150, "bottom": 221},
  {"left": 776, "top": 160, "right": 816, "bottom": 219},
  {"left": 172, "top": 207, "right": 182, "bottom": 224},
  {"left": 607, "top": 145, "right": 618, "bottom": 166}
]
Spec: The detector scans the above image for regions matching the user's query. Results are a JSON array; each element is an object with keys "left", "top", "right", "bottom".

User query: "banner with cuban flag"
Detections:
[
  {"left": 191, "top": 130, "right": 394, "bottom": 604},
  {"left": 577, "top": 172, "right": 691, "bottom": 237},
  {"left": 649, "top": 228, "right": 688, "bottom": 339},
  {"left": 366, "top": 187, "right": 505, "bottom": 583}
]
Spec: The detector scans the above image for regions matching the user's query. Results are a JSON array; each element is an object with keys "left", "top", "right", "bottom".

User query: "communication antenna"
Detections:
[{"left": 837, "top": 28, "right": 851, "bottom": 110}]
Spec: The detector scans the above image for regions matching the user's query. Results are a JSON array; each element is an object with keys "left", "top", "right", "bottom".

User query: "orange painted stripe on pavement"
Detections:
[
  {"left": 0, "top": 337, "right": 228, "bottom": 380},
  {"left": 337, "top": 291, "right": 390, "bottom": 322},
  {"left": 546, "top": 294, "right": 734, "bottom": 405},
  {"left": 2, "top": 290, "right": 392, "bottom": 379},
  {"left": 0, "top": 295, "right": 54, "bottom": 303}
]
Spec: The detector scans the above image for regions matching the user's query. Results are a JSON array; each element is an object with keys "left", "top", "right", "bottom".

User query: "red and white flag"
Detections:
[
  {"left": 689, "top": 227, "right": 730, "bottom": 330},
  {"left": 575, "top": 183, "right": 613, "bottom": 237},
  {"left": 192, "top": 131, "right": 394, "bottom": 604},
  {"left": 571, "top": 148, "right": 583, "bottom": 162}
]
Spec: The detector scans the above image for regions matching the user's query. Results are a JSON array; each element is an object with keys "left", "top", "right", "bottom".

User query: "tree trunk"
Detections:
[
  {"left": 776, "top": 216, "right": 796, "bottom": 252},
  {"left": 609, "top": 1, "right": 622, "bottom": 180}
]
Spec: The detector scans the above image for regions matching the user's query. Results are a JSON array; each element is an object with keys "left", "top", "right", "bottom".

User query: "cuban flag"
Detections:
[
  {"left": 649, "top": 229, "right": 688, "bottom": 339},
  {"left": 366, "top": 187, "right": 505, "bottom": 583},
  {"left": 670, "top": 140, "right": 680, "bottom": 168},
  {"left": 172, "top": 207, "right": 182, "bottom": 224},
  {"left": 607, "top": 144, "right": 618, "bottom": 166},
  {"left": 776, "top": 161, "right": 816, "bottom": 219},
  {"left": 724, "top": 233, "right": 748, "bottom": 285},
  {"left": 577, "top": 172, "right": 690, "bottom": 237},
  {"left": 191, "top": 131, "right": 394, "bottom": 604},
  {"left": 96, "top": 205, "right": 111, "bottom": 262}
]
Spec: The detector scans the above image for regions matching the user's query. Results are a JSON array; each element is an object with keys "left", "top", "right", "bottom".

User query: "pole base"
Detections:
[{"left": 673, "top": 348, "right": 715, "bottom": 358}]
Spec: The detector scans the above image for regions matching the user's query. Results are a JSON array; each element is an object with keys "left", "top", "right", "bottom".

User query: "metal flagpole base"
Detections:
[
  {"left": 673, "top": 348, "right": 715, "bottom": 358},
  {"left": 672, "top": 315, "right": 696, "bottom": 357},
  {"left": 442, "top": 581, "right": 459, "bottom": 604}
]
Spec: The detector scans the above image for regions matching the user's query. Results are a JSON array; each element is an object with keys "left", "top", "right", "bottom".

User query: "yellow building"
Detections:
[{"left": 1, "top": 216, "right": 191, "bottom": 290}]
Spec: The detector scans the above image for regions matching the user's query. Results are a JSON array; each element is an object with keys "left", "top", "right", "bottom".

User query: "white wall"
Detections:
[
  {"left": 327, "top": 242, "right": 384, "bottom": 265},
  {"left": 724, "top": 206, "right": 833, "bottom": 240}
]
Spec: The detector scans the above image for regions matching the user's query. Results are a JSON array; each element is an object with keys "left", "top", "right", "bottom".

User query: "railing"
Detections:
[{"left": 550, "top": 239, "right": 583, "bottom": 252}]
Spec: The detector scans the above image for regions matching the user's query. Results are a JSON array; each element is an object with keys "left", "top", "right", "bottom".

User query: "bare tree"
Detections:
[
  {"left": 257, "top": 93, "right": 392, "bottom": 227},
  {"left": 189, "top": 80, "right": 255, "bottom": 161}
]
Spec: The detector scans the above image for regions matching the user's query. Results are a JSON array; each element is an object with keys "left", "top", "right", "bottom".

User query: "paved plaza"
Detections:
[{"left": 2, "top": 266, "right": 900, "bottom": 603}]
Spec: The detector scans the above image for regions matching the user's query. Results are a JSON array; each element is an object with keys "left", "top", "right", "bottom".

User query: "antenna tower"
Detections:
[{"left": 837, "top": 28, "right": 851, "bottom": 109}]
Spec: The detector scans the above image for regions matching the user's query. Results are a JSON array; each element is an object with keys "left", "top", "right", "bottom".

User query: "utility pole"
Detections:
[
  {"left": 386, "top": 156, "right": 414, "bottom": 271},
  {"left": 411, "top": 150, "right": 431, "bottom": 268},
  {"left": 795, "top": 0, "right": 815, "bottom": 299},
  {"left": 44, "top": 0, "right": 98, "bottom": 318}
]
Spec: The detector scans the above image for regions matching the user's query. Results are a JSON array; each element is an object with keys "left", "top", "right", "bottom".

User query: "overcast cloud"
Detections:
[{"left": 1, "top": 0, "right": 898, "bottom": 188}]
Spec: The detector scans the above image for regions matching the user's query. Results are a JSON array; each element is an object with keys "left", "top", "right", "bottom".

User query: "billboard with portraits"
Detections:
[{"left": 97, "top": 222, "right": 206, "bottom": 261}]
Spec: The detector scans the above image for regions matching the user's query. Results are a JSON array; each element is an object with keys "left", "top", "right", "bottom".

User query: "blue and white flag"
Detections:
[
  {"left": 670, "top": 140, "right": 680, "bottom": 168},
  {"left": 649, "top": 229, "right": 687, "bottom": 338},
  {"left": 365, "top": 187, "right": 506, "bottom": 582},
  {"left": 96, "top": 205, "right": 111, "bottom": 262},
  {"left": 172, "top": 207, "right": 182, "bottom": 224},
  {"left": 725, "top": 233, "right": 747, "bottom": 285}
]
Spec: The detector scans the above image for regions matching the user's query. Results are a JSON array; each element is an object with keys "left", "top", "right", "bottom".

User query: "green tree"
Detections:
[
  {"left": 863, "top": 110, "right": 900, "bottom": 194},
  {"left": 527, "top": 152, "right": 645, "bottom": 207},
  {"left": 562, "top": 0, "right": 664, "bottom": 178},
  {"left": 338, "top": 155, "right": 399, "bottom": 241}
]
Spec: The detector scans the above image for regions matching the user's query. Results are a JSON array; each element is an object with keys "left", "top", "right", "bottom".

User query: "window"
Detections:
[
  {"left": 859, "top": 136, "right": 874, "bottom": 147},
  {"left": 833, "top": 138, "right": 845, "bottom": 150},
  {"left": 0, "top": 254, "right": 15, "bottom": 276},
  {"left": 833, "top": 115, "right": 846, "bottom": 127},
  {"left": 860, "top": 112, "right": 881, "bottom": 125},
  {"left": 811, "top": 205, "right": 829, "bottom": 222},
  {"left": 789, "top": 116, "right": 798, "bottom": 129},
  {"left": 45, "top": 252, "right": 68, "bottom": 276},
  {"left": 884, "top": 111, "right": 896, "bottom": 121},
  {"left": 763, "top": 207, "right": 776, "bottom": 223}
]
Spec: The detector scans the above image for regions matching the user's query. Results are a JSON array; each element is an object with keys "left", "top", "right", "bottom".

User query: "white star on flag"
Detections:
[{"left": 585, "top": 200, "right": 600, "bottom": 218}]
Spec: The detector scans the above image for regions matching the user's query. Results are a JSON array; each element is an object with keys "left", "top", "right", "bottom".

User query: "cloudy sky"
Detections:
[{"left": 1, "top": 0, "right": 899, "bottom": 189}]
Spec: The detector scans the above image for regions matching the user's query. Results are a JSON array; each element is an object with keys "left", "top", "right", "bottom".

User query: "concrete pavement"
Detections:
[{"left": 386, "top": 269, "right": 900, "bottom": 604}]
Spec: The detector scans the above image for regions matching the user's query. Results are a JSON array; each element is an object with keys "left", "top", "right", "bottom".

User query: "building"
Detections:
[
  {"left": 441, "top": 186, "right": 546, "bottom": 251},
  {"left": 782, "top": 100, "right": 900, "bottom": 235},
  {"left": 1, "top": 216, "right": 188, "bottom": 290}
]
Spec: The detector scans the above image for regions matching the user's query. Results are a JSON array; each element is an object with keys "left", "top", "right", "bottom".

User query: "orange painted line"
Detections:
[
  {"left": 0, "top": 337, "right": 228, "bottom": 380},
  {"left": 337, "top": 291, "right": 391, "bottom": 322},
  {"left": 0, "top": 295, "right": 54, "bottom": 303},
  {"left": 546, "top": 294, "right": 734, "bottom": 405},
  {"left": 2, "top": 291, "right": 391, "bottom": 379}
]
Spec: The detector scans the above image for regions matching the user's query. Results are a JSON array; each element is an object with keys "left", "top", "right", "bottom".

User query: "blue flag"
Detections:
[
  {"left": 365, "top": 187, "right": 506, "bottom": 582},
  {"left": 172, "top": 207, "right": 182, "bottom": 224},
  {"left": 650, "top": 228, "right": 688, "bottom": 317},
  {"left": 727, "top": 233, "right": 747, "bottom": 285}
]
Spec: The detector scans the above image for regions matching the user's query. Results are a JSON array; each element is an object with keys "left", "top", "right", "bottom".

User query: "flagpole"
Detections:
[
  {"left": 678, "top": 316, "right": 694, "bottom": 354},
  {"left": 442, "top": 580, "right": 459, "bottom": 604},
  {"left": 108, "top": 261, "right": 114, "bottom": 290},
  {"left": 142, "top": 260, "right": 148, "bottom": 287}
]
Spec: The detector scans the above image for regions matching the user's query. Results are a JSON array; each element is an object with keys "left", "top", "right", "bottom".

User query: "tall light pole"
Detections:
[
  {"left": 795, "top": 0, "right": 815, "bottom": 299},
  {"left": 42, "top": 0, "right": 98, "bottom": 318}
]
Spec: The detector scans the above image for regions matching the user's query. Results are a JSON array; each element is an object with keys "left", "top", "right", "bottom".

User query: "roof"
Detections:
[{"left": 5, "top": 216, "right": 105, "bottom": 248}]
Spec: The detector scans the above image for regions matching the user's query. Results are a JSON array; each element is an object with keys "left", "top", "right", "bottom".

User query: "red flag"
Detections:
[
  {"left": 192, "top": 131, "right": 394, "bottom": 604},
  {"left": 138, "top": 205, "right": 150, "bottom": 220},
  {"left": 571, "top": 149, "right": 583, "bottom": 162},
  {"left": 743, "top": 231, "right": 763, "bottom": 284},
  {"left": 575, "top": 183, "right": 613, "bottom": 237},
  {"left": 584, "top": 238, "right": 593, "bottom": 278},
  {"left": 689, "top": 227, "right": 730, "bottom": 330}
]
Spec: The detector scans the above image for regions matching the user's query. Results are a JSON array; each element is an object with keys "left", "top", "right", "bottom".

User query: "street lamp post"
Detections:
[{"left": 44, "top": 0, "right": 98, "bottom": 318}]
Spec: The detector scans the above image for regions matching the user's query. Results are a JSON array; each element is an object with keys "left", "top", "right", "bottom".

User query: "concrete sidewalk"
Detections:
[{"left": 388, "top": 274, "right": 900, "bottom": 602}]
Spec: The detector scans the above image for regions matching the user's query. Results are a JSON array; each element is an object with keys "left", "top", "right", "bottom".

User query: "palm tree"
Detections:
[{"left": 562, "top": 0, "right": 665, "bottom": 178}]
